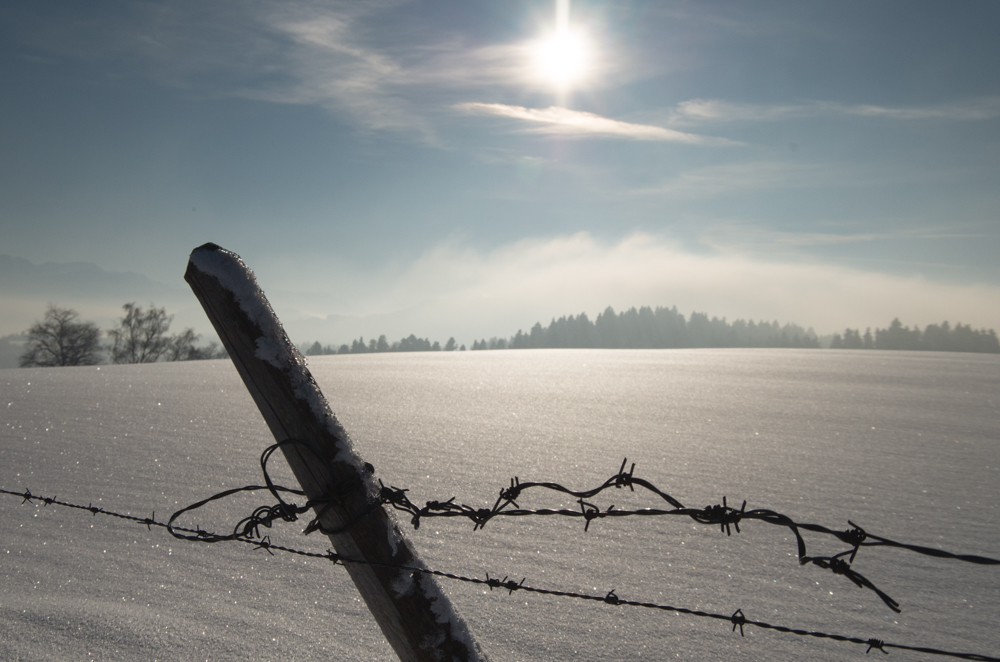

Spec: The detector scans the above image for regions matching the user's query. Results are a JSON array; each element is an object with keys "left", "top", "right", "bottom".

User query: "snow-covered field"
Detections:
[{"left": 2, "top": 349, "right": 998, "bottom": 661}]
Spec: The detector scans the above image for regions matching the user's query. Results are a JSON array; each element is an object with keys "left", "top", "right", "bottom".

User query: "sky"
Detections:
[{"left": 2, "top": 0, "right": 999, "bottom": 346}]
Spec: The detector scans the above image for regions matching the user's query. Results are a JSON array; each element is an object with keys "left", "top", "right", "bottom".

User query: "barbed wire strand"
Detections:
[
  {"left": 3, "top": 485, "right": 998, "bottom": 661},
  {"left": 375, "top": 456, "right": 999, "bottom": 567},
  {"left": 175, "top": 446, "right": 996, "bottom": 615}
]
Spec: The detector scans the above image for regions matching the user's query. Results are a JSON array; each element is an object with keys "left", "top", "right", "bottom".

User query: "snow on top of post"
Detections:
[{"left": 188, "top": 244, "right": 366, "bottom": 474}]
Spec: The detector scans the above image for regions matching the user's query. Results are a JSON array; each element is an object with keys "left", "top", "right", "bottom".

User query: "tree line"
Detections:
[
  {"left": 304, "top": 307, "right": 999, "bottom": 356},
  {"left": 830, "top": 318, "right": 999, "bottom": 353},
  {"left": 304, "top": 335, "right": 464, "bottom": 356},
  {"left": 23, "top": 303, "right": 998, "bottom": 368},
  {"left": 315, "top": 308, "right": 999, "bottom": 355},
  {"left": 18, "top": 304, "right": 227, "bottom": 367},
  {"left": 301, "top": 306, "right": 821, "bottom": 356},
  {"left": 472, "top": 306, "right": 821, "bottom": 350}
]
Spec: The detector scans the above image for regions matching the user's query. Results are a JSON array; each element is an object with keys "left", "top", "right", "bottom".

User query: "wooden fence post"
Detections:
[{"left": 184, "top": 243, "right": 487, "bottom": 662}]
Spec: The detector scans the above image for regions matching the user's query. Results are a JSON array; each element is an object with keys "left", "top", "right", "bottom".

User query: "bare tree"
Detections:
[
  {"left": 166, "top": 328, "right": 199, "bottom": 361},
  {"left": 165, "top": 328, "right": 228, "bottom": 361},
  {"left": 19, "top": 305, "right": 102, "bottom": 367},
  {"left": 108, "top": 303, "right": 172, "bottom": 364}
]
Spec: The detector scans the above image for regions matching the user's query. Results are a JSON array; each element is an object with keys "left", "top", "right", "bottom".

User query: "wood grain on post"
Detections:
[{"left": 184, "top": 243, "right": 485, "bottom": 662}]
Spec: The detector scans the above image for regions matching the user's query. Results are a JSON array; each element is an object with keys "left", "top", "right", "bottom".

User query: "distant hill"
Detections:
[
  {"left": 0, "top": 254, "right": 193, "bottom": 338},
  {"left": 0, "top": 254, "right": 181, "bottom": 301}
]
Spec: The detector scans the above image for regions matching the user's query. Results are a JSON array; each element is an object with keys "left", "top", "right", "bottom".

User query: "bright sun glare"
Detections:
[{"left": 533, "top": 0, "right": 591, "bottom": 91}]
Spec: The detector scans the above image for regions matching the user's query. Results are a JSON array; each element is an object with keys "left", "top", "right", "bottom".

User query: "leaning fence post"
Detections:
[{"left": 184, "top": 243, "right": 486, "bottom": 662}]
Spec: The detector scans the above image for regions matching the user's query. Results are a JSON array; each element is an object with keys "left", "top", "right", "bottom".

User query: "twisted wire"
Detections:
[
  {"left": 376, "top": 457, "right": 996, "bottom": 561},
  {"left": 338, "top": 455, "right": 998, "bottom": 613}
]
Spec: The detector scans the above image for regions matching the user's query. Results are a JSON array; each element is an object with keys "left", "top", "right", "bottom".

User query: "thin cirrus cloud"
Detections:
[
  {"left": 250, "top": 11, "right": 440, "bottom": 135},
  {"left": 455, "top": 102, "right": 736, "bottom": 144},
  {"left": 12, "top": 2, "right": 483, "bottom": 136},
  {"left": 6, "top": 1, "right": 423, "bottom": 131},
  {"left": 668, "top": 97, "right": 1000, "bottom": 125},
  {"left": 630, "top": 157, "right": 942, "bottom": 198},
  {"left": 631, "top": 161, "right": 825, "bottom": 197}
]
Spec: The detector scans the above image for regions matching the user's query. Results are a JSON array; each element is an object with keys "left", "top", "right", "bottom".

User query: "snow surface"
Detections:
[{"left": 2, "top": 349, "right": 999, "bottom": 661}]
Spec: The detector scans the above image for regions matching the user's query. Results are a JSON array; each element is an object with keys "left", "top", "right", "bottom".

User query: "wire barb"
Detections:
[
  {"left": 731, "top": 608, "right": 747, "bottom": 637},
  {"left": 613, "top": 458, "right": 636, "bottom": 491},
  {"left": 697, "top": 496, "right": 746, "bottom": 535},
  {"left": 485, "top": 574, "right": 525, "bottom": 595},
  {"left": 866, "top": 638, "right": 888, "bottom": 654},
  {"left": 845, "top": 520, "right": 868, "bottom": 563}
]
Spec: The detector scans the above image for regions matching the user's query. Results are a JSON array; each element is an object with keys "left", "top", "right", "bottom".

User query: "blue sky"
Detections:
[{"left": 2, "top": 1, "right": 999, "bottom": 345}]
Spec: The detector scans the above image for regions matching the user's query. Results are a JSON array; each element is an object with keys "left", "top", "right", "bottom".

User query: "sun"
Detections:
[
  {"left": 531, "top": 0, "right": 592, "bottom": 93},
  {"left": 535, "top": 29, "right": 590, "bottom": 90}
]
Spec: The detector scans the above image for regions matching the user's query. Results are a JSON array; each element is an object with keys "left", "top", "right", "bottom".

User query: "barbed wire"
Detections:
[
  {"left": 2, "top": 485, "right": 997, "bottom": 661},
  {"left": 177, "top": 446, "right": 997, "bottom": 615},
  {"left": 376, "top": 456, "right": 998, "bottom": 567}
]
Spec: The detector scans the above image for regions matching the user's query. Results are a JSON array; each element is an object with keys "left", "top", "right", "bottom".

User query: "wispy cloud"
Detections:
[
  {"left": 630, "top": 155, "right": 948, "bottom": 198},
  {"left": 839, "top": 99, "right": 1000, "bottom": 120},
  {"left": 667, "top": 97, "right": 1000, "bottom": 125},
  {"left": 631, "top": 161, "right": 842, "bottom": 197},
  {"left": 455, "top": 103, "right": 735, "bottom": 144},
  {"left": 255, "top": 9, "right": 432, "bottom": 134},
  {"left": 8, "top": 1, "right": 545, "bottom": 137},
  {"left": 749, "top": 231, "right": 884, "bottom": 247},
  {"left": 698, "top": 224, "right": 993, "bottom": 253}
]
